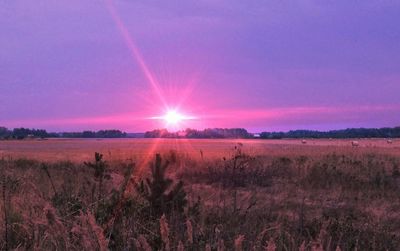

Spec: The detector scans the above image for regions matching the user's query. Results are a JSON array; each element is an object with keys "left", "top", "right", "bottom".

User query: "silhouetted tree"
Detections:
[
  {"left": 0, "top": 127, "right": 11, "bottom": 139},
  {"left": 260, "top": 126, "right": 400, "bottom": 139},
  {"left": 136, "top": 154, "right": 187, "bottom": 217},
  {"left": 144, "top": 128, "right": 252, "bottom": 139}
]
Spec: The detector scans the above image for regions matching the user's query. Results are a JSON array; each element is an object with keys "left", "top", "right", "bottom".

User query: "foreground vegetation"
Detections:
[{"left": 1, "top": 146, "right": 400, "bottom": 250}]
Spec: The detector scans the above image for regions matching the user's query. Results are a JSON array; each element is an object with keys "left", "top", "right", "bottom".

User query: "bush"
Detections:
[{"left": 136, "top": 154, "right": 187, "bottom": 218}]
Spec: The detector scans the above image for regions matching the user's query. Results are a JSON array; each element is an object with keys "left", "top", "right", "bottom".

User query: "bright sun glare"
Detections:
[
  {"left": 152, "top": 109, "right": 196, "bottom": 129},
  {"left": 150, "top": 109, "right": 196, "bottom": 130},
  {"left": 163, "top": 110, "right": 184, "bottom": 125}
]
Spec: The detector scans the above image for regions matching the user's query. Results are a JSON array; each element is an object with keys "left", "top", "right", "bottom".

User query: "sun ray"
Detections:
[
  {"left": 104, "top": 0, "right": 167, "bottom": 108},
  {"left": 134, "top": 137, "right": 162, "bottom": 178}
]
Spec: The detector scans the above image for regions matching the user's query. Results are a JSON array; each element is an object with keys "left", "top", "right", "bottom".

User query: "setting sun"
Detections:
[
  {"left": 150, "top": 109, "right": 197, "bottom": 130},
  {"left": 163, "top": 110, "right": 184, "bottom": 125}
]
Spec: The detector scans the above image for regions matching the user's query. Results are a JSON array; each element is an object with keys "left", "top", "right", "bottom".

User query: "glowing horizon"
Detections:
[{"left": 1, "top": 104, "right": 399, "bottom": 133}]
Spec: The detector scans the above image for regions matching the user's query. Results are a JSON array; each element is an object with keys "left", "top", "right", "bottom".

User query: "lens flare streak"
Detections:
[{"left": 104, "top": 0, "right": 167, "bottom": 107}]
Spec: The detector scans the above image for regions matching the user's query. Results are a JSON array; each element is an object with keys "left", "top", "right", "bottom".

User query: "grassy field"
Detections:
[
  {"left": 1, "top": 138, "right": 399, "bottom": 162},
  {"left": 0, "top": 138, "right": 400, "bottom": 250}
]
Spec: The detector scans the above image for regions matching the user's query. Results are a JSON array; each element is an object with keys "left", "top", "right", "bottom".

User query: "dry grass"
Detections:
[
  {"left": 1, "top": 138, "right": 399, "bottom": 163},
  {"left": 0, "top": 139, "right": 400, "bottom": 250}
]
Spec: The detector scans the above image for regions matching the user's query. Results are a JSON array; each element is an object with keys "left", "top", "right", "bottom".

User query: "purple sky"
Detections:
[{"left": 1, "top": 1, "right": 400, "bottom": 132}]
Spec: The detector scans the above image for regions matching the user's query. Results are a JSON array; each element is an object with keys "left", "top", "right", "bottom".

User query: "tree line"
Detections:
[
  {"left": 2, "top": 126, "right": 400, "bottom": 140},
  {"left": 144, "top": 128, "right": 253, "bottom": 138},
  {"left": 260, "top": 127, "right": 400, "bottom": 139},
  {"left": 145, "top": 127, "right": 400, "bottom": 139},
  {"left": 61, "top": 130, "right": 127, "bottom": 138},
  {"left": 0, "top": 127, "right": 59, "bottom": 139},
  {"left": 0, "top": 127, "right": 127, "bottom": 139}
]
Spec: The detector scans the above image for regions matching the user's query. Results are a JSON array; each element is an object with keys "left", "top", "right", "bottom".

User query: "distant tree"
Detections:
[
  {"left": 10, "top": 127, "right": 51, "bottom": 139},
  {"left": 144, "top": 128, "right": 252, "bottom": 139},
  {"left": 0, "top": 127, "right": 12, "bottom": 139},
  {"left": 60, "top": 130, "right": 127, "bottom": 138},
  {"left": 260, "top": 126, "right": 400, "bottom": 139},
  {"left": 96, "top": 130, "right": 127, "bottom": 138},
  {"left": 144, "top": 129, "right": 171, "bottom": 138},
  {"left": 82, "top": 131, "right": 96, "bottom": 138},
  {"left": 12, "top": 128, "right": 32, "bottom": 139}
]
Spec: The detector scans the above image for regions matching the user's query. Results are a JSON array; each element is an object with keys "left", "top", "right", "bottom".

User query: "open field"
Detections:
[
  {"left": 1, "top": 138, "right": 400, "bottom": 250},
  {"left": 1, "top": 138, "right": 399, "bottom": 162}
]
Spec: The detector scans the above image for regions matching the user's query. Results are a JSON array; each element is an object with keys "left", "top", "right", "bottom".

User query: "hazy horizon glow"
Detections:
[{"left": 1, "top": 1, "right": 400, "bottom": 132}]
